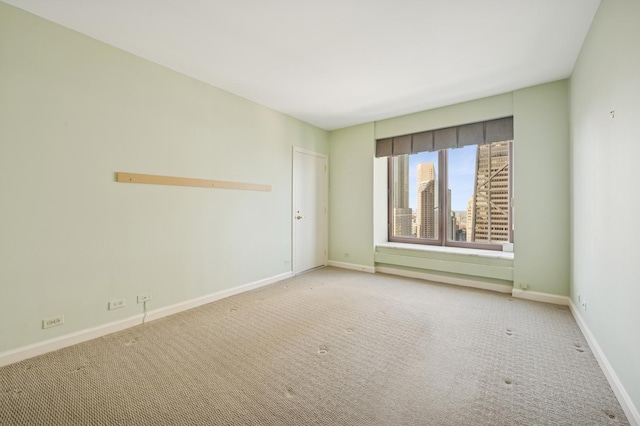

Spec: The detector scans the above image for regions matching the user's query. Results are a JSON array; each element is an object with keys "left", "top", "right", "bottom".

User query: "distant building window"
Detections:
[{"left": 379, "top": 118, "right": 513, "bottom": 251}]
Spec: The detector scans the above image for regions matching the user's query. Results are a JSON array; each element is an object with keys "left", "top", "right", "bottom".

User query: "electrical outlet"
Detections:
[
  {"left": 137, "top": 293, "right": 152, "bottom": 303},
  {"left": 582, "top": 300, "right": 588, "bottom": 311},
  {"left": 108, "top": 299, "right": 125, "bottom": 310},
  {"left": 42, "top": 315, "right": 64, "bottom": 329}
]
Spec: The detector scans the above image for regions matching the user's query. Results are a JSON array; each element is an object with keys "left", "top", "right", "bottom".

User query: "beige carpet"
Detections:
[{"left": 0, "top": 267, "right": 629, "bottom": 425}]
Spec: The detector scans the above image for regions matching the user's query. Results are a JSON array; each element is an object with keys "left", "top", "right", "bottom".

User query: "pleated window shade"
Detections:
[
  {"left": 392, "top": 135, "right": 412, "bottom": 155},
  {"left": 375, "top": 116, "right": 513, "bottom": 158}
]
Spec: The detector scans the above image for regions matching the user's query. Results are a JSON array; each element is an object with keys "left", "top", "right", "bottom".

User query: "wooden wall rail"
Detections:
[{"left": 116, "top": 172, "right": 271, "bottom": 192}]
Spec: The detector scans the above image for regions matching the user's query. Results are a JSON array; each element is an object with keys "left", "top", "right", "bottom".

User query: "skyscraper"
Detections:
[
  {"left": 446, "top": 188, "right": 455, "bottom": 240},
  {"left": 392, "top": 156, "right": 412, "bottom": 236},
  {"left": 466, "top": 195, "right": 475, "bottom": 242},
  {"left": 470, "top": 141, "right": 511, "bottom": 242},
  {"left": 417, "top": 162, "right": 435, "bottom": 184},
  {"left": 416, "top": 162, "right": 437, "bottom": 239}
]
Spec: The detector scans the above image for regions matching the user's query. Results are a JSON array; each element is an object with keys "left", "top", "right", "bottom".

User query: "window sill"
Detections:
[{"left": 376, "top": 241, "right": 514, "bottom": 261}]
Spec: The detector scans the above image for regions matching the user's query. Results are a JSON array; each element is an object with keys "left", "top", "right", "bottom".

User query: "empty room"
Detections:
[{"left": 1, "top": 0, "right": 638, "bottom": 424}]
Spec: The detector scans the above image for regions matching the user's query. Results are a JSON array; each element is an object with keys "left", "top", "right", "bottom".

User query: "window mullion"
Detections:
[
  {"left": 509, "top": 142, "right": 514, "bottom": 243},
  {"left": 487, "top": 143, "right": 492, "bottom": 242},
  {"left": 439, "top": 150, "right": 447, "bottom": 246}
]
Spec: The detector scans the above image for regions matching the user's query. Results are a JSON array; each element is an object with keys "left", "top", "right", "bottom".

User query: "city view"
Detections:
[{"left": 391, "top": 141, "right": 512, "bottom": 244}]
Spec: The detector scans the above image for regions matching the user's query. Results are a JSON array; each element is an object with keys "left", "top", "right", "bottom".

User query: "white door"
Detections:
[{"left": 293, "top": 148, "right": 327, "bottom": 274}]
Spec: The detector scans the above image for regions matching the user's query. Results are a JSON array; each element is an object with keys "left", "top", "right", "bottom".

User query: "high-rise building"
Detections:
[
  {"left": 466, "top": 195, "right": 475, "bottom": 242},
  {"left": 417, "top": 162, "right": 435, "bottom": 184},
  {"left": 394, "top": 207, "right": 412, "bottom": 237},
  {"left": 446, "top": 188, "right": 455, "bottom": 241},
  {"left": 392, "top": 156, "right": 412, "bottom": 236},
  {"left": 417, "top": 180, "right": 438, "bottom": 238},
  {"left": 452, "top": 211, "right": 467, "bottom": 241},
  {"left": 470, "top": 141, "right": 511, "bottom": 242},
  {"left": 416, "top": 162, "right": 437, "bottom": 239},
  {"left": 393, "top": 156, "right": 409, "bottom": 209}
]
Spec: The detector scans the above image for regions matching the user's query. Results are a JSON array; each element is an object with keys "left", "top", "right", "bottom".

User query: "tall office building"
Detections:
[
  {"left": 466, "top": 195, "right": 475, "bottom": 242},
  {"left": 416, "top": 162, "right": 437, "bottom": 239},
  {"left": 470, "top": 141, "right": 511, "bottom": 242},
  {"left": 392, "top": 156, "right": 412, "bottom": 236},
  {"left": 417, "top": 180, "right": 438, "bottom": 238},
  {"left": 454, "top": 210, "right": 467, "bottom": 241},
  {"left": 446, "top": 188, "right": 455, "bottom": 240},
  {"left": 417, "top": 162, "right": 435, "bottom": 184}
]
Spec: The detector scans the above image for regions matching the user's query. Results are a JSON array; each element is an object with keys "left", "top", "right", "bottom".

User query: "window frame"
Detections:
[{"left": 387, "top": 142, "right": 513, "bottom": 251}]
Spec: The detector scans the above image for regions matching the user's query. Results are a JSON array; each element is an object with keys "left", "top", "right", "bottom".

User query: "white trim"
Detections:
[
  {"left": 570, "top": 302, "right": 640, "bottom": 426},
  {"left": 0, "top": 271, "right": 292, "bottom": 368},
  {"left": 0, "top": 315, "right": 143, "bottom": 368},
  {"left": 145, "top": 272, "right": 292, "bottom": 322},
  {"left": 292, "top": 146, "right": 326, "bottom": 158},
  {"left": 377, "top": 241, "right": 514, "bottom": 260},
  {"left": 327, "top": 260, "right": 375, "bottom": 274},
  {"left": 511, "top": 288, "right": 570, "bottom": 306},
  {"left": 375, "top": 266, "right": 512, "bottom": 294},
  {"left": 292, "top": 147, "right": 329, "bottom": 275}
]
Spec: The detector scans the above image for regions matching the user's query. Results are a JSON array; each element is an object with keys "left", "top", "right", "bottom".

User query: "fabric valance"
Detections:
[{"left": 375, "top": 116, "right": 513, "bottom": 158}]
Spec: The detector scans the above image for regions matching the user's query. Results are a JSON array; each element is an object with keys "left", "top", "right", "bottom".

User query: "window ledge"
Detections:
[{"left": 376, "top": 242, "right": 514, "bottom": 260}]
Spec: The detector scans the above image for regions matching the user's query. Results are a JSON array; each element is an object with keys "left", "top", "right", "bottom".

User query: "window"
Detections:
[{"left": 378, "top": 117, "right": 513, "bottom": 251}]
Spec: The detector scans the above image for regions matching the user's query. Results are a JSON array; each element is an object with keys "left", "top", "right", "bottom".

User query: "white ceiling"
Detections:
[{"left": 3, "top": 0, "right": 601, "bottom": 130}]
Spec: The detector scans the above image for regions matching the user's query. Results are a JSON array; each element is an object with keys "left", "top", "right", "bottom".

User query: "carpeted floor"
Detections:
[{"left": 0, "top": 267, "right": 629, "bottom": 425}]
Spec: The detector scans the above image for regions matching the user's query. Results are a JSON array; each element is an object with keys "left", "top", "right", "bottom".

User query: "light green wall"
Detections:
[
  {"left": 0, "top": 3, "right": 328, "bottom": 353},
  {"left": 570, "top": 0, "right": 640, "bottom": 414},
  {"left": 375, "top": 246, "right": 513, "bottom": 283},
  {"left": 375, "top": 93, "right": 513, "bottom": 139},
  {"left": 369, "top": 94, "right": 517, "bottom": 285},
  {"left": 331, "top": 84, "right": 570, "bottom": 295},
  {"left": 372, "top": 157, "right": 388, "bottom": 247},
  {"left": 513, "top": 81, "right": 570, "bottom": 295},
  {"left": 328, "top": 123, "right": 375, "bottom": 267}
]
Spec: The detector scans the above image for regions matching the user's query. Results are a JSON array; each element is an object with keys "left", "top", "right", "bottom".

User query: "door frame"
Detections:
[{"left": 292, "top": 146, "right": 329, "bottom": 275}]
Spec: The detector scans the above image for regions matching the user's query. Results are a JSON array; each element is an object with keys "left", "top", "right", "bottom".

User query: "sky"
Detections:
[{"left": 408, "top": 145, "right": 477, "bottom": 212}]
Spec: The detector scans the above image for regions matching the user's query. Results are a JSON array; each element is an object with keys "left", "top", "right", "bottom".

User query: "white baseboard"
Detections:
[
  {"left": 145, "top": 271, "right": 292, "bottom": 322},
  {"left": 0, "top": 315, "right": 143, "bottom": 368},
  {"left": 375, "top": 266, "right": 512, "bottom": 294},
  {"left": 0, "top": 271, "right": 293, "bottom": 368},
  {"left": 570, "top": 302, "right": 640, "bottom": 426},
  {"left": 511, "top": 288, "right": 570, "bottom": 306},
  {"left": 327, "top": 260, "right": 375, "bottom": 274}
]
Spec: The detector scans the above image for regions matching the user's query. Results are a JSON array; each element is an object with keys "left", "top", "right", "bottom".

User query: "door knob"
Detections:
[{"left": 296, "top": 215, "right": 302, "bottom": 220}]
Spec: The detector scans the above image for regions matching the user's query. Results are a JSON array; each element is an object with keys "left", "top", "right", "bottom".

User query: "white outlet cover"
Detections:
[
  {"left": 109, "top": 299, "right": 125, "bottom": 310},
  {"left": 42, "top": 315, "right": 64, "bottom": 329},
  {"left": 137, "top": 293, "right": 153, "bottom": 303}
]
